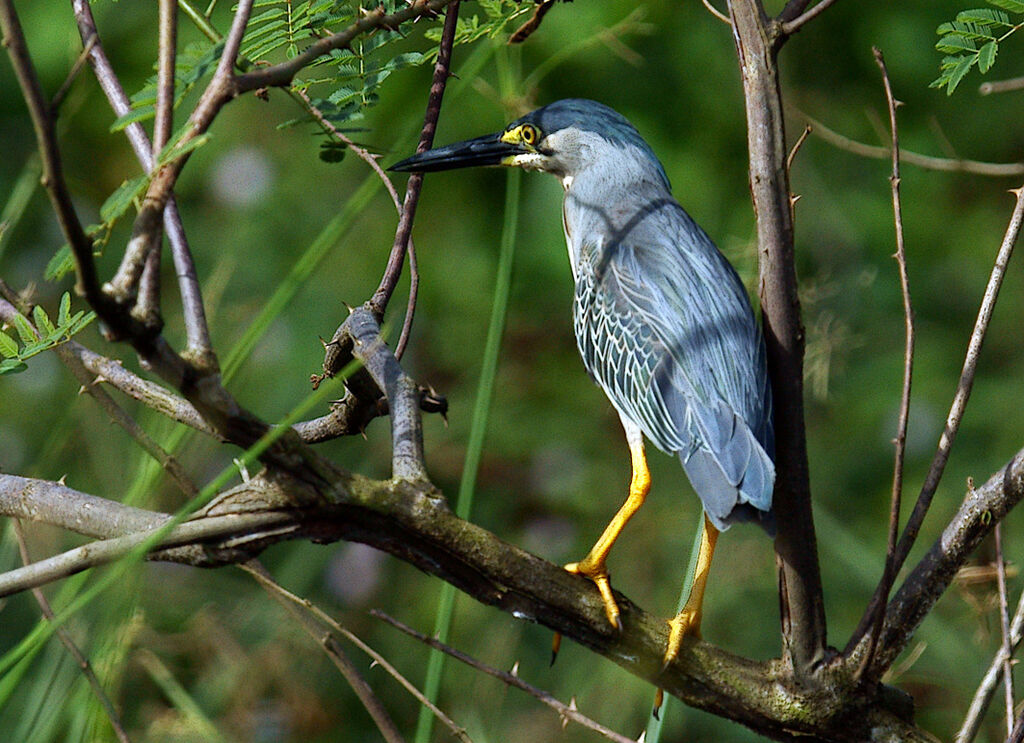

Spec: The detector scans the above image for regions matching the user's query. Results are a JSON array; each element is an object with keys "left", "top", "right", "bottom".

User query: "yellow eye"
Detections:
[{"left": 520, "top": 125, "right": 538, "bottom": 146}]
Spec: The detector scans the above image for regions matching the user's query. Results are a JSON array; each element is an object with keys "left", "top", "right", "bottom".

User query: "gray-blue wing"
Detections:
[{"left": 573, "top": 203, "right": 774, "bottom": 531}]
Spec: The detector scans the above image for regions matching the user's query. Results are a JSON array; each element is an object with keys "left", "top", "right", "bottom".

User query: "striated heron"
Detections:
[{"left": 391, "top": 99, "right": 775, "bottom": 663}]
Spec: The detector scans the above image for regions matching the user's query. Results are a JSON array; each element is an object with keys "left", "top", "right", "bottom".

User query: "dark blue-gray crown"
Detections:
[{"left": 511, "top": 99, "right": 669, "bottom": 185}]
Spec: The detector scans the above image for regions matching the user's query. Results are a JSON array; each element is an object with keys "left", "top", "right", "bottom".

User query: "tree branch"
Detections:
[
  {"left": 856, "top": 47, "right": 914, "bottom": 683},
  {"left": 801, "top": 111, "right": 1024, "bottom": 177},
  {"left": 0, "top": 471, "right": 926, "bottom": 742},
  {"left": 871, "top": 447, "right": 1024, "bottom": 676},
  {"left": 369, "top": 0, "right": 461, "bottom": 323},
  {"left": 956, "top": 589, "right": 1024, "bottom": 743},
  {"left": 71, "top": 0, "right": 216, "bottom": 366},
  {"left": 727, "top": 0, "right": 827, "bottom": 675},
  {"left": 850, "top": 185, "right": 1024, "bottom": 657}
]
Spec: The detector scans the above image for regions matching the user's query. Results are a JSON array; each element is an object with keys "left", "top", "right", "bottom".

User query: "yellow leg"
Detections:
[
  {"left": 663, "top": 513, "right": 719, "bottom": 666},
  {"left": 565, "top": 434, "right": 651, "bottom": 631}
]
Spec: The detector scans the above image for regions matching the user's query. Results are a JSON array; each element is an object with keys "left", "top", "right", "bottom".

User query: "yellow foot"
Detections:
[
  {"left": 663, "top": 609, "right": 702, "bottom": 669},
  {"left": 565, "top": 560, "right": 623, "bottom": 632}
]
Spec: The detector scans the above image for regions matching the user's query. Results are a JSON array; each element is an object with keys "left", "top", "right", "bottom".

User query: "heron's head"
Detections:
[{"left": 390, "top": 99, "right": 669, "bottom": 190}]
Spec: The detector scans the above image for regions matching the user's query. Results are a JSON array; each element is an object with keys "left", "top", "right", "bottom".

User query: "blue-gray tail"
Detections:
[{"left": 680, "top": 420, "right": 776, "bottom": 535}]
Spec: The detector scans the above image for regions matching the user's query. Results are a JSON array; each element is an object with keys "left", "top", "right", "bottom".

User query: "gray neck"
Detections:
[{"left": 560, "top": 147, "right": 673, "bottom": 278}]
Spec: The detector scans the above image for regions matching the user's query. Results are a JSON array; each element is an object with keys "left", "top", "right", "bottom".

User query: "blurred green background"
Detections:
[{"left": 2, "top": 0, "right": 1024, "bottom": 740}]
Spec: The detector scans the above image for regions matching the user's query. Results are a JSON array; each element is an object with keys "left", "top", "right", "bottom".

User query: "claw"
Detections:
[
  {"left": 663, "top": 610, "right": 701, "bottom": 669},
  {"left": 565, "top": 560, "right": 623, "bottom": 632},
  {"left": 550, "top": 631, "right": 562, "bottom": 666},
  {"left": 652, "top": 687, "right": 664, "bottom": 719}
]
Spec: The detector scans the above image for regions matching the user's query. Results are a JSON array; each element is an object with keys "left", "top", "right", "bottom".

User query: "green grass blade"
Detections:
[
  {"left": 414, "top": 167, "right": 521, "bottom": 743},
  {"left": 645, "top": 509, "right": 704, "bottom": 742}
]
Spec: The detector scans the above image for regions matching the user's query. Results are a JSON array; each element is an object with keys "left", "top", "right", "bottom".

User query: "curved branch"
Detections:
[{"left": 0, "top": 471, "right": 924, "bottom": 742}]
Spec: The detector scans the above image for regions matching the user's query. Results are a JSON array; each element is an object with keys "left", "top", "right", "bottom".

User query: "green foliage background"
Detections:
[{"left": 2, "top": 1, "right": 1024, "bottom": 740}]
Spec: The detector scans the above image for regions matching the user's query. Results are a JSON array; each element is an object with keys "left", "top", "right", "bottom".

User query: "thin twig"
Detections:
[
  {"left": 786, "top": 125, "right": 812, "bottom": 172},
  {"left": 509, "top": 0, "right": 556, "bottom": 43},
  {"left": 802, "top": 111, "right": 1024, "bottom": 177},
  {"left": 154, "top": 0, "right": 176, "bottom": 158},
  {"left": 369, "top": 0, "right": 461, "bottom": 333},
  {"left": 240, "top": 562, "right": 471, "bottom": 743},
  {"left": 856, "top": 47, "right": 914, "bottom": 683},
  {"left": 107, "top": 0, "right": 254, "bottom": 304},
  {"left": 239, "top": 562, "right": 406, "bottom": 743},
  {"left": 996, "top": 523, "right": 1015, "bottom": 737},
  {"left": 979, "top": 75, "right": 1024, "bottom": 96},
  {"left": 957, "top": 589, "right": 1024, "bottom": 743},
  {"left": 372, "top": 610, "right": 636, "bottom": 743},
  {"left": 780, "top": 0, "right": 841, "bottom": 36},
  {"left": 0, "top": 0, "right": 105, "bottom": 309},
  {"left": 701, "top": 0, "right": 731, "bottom": 25},
  {"left": 71, "top": 0, "right": 216, "bottom": 365},
  {"left": 893, "top": 188, "right": 1024, "bottom": 575},
  {"left": 12, "top": 520, "right": 133, "bottom": 743},
  {"left": 860, "top": 189, "right": 1024, "bottom": 675},
  {"left": 50, "top": 32, "right": 96, "bottom": 112}
]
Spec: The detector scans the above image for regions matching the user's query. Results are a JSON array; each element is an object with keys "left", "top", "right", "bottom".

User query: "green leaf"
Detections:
[
  {"left": 936, "top": 34, "right": 978, "bottom": 53},
  {"left": 32, "top": 305, "right": 55, "bottom": 337},
  {"left": 156, "top": 131, "right": 212, "bottom": 168},
  {"left": 988, "top": 0, "right": 1024, "bottom": 13},
  {"left": 11, "top": 313, "right": 35, "bottom": 344},
  {"left": 0, "top": 358, "right": 27, "bottom": 375},
  {"left": 957, "top": 8, "right": 1012, "bottom": 26},
  {"left": 57, "top": 292, "right": 71, "bottom": 328},
  {"left": 99, "top": 175, "right": 149, "bottom": 224},
  {"left": 45, "top": 245, "right": 75, "bottom": 280},
  {"left": 0, "top": 331, "right": 17, "bottom": 358},
  {"left": 67, "top": 311, "right": 96, "bottom": 336},
  {"left": 946, "top": 53, "right": 979, "bottom": 94},
  {"left": 978, "top": 39, "right": 998, "bottom": 72},
  {"left": 110, "top": 105, "right": 156, "bottom": 132}
]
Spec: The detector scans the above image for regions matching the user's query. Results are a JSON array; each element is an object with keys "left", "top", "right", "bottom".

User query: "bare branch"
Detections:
[
  {"left": 780, "top": 0, "right": 841, "bottom": 36},
  {"left": 702, "top": 0, "right": 732, "bottom": 25},
  {"left": 154, "top": 0, "right": 176, "bottom": 159},
  {"left": 0, "top": 0, "right": 107, "bottom": 312},
  {"left": 509, "top": 0, "right": 556, "bottom": 44},
  {"left": 873, "top": 447, "right": 1024, "bottom": 675},
  {"left": 374, "top": 611, "right": 637, "bottom": 743},
  {"left": 106, "top": 0, "right": 254, "bottom": 305},
  {"left": 979, "top": 76, "right": 1024, "bottom": 96},
  {"left": 59, "top": 340, "right": 218, "bottom": 438},
  {"left": 346, "top": 308, "right": 428, "bottom": 481},
  {"left": 996, "top": 524, "right": 1015, "bottom": 737},
  {"left": 71, "top": 0, "right": 216, "bottom": 365},
  {"left": 13, "top": 520, "right": 133, "bottom": 743},
  {"left": 727, "top": 0, "right": 827, "bottom": 675},
  {"left": 956, "top": 590, "right": 1024, "bottom": 743},
  {"left": 850, "top": 185, "right": 1024, "bottom": 672},
  {"left": 0, "top": 508, "right": 295, "bottom": 598},
  {"left": 855, "top": 47, "right": 915, "bottom": 682},
  {"left": 242, "top": 562, "right": 464, "bottom": 743},
  {"left": 892, "top": 187, "right": 1024, "bottom": 582},
  {"left": 802, "top": 112, "right": 1024, "bottom": 177},
  {"left": 369, "top": 0, "right": 461, "bottom": 322},
  {"left": 0, "top": 475, "right": 168, "bottom": 539}
]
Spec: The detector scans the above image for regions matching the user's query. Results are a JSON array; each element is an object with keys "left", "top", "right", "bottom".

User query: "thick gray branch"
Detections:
[{"left": 0, "top": 471, "right": 928, "bottom": 742}]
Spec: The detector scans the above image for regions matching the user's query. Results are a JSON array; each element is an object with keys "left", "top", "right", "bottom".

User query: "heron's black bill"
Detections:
[{"left": 389, "top": 133, "right": 523, "bottom": 173}]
